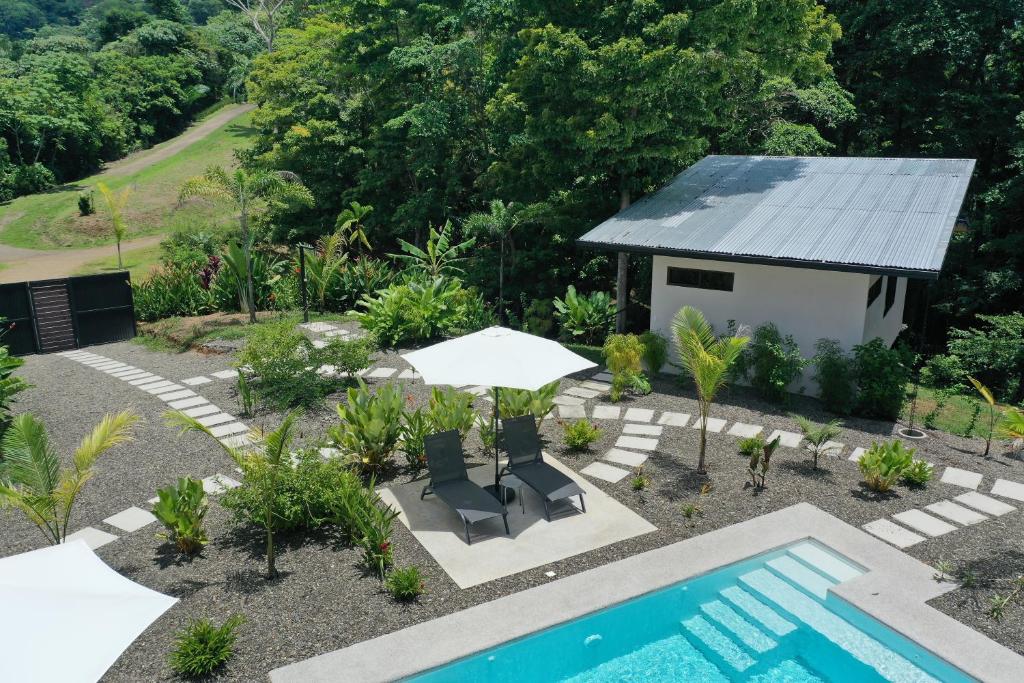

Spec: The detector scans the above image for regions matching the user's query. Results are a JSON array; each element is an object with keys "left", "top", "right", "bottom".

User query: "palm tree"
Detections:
[
  {"left": 335, "top": 201, "right": 373, "bottom": 255},
  {"left": 792, "top": 414, "right": 843, "bottom": 469},
  {"left": 0, "top": 411, "right": 138, "bottom": 544},
  {"left": 464, "top": 199, "right": 518, "bottom": 324},
  {"left": 999, "top": 408, "right": 1024, "bottom": 446},
  {"left": 969, "top": 376, "right": 999, "bottom": 456},
  {"left": 166, "top": 409, "right": 299, "bottom": 579},
  {"left": 672, "top": 306, "right": 748, "bottom": 474},
  {"left": 179, "top": 166, "right": 313, "bottom": 323},
  {"left": 96, "top": 182, "right": 132, "bottom": 269}
]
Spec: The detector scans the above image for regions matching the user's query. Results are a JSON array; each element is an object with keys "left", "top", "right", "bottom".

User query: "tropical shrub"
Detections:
[
  {"left": 852, "top": 339, "right": 912, "bottom": 420},
  {"left": 169, "top": 615, "right": 245, "bottom": 678},
  {"left": 78, "top": 191, "right": 95, "bottom": 216},
  {"left": 521, "top": 298, "right": 554, "bottom": 337},
  {"left": 792, "top": 415, "right": 843, "bottom": 469},
  {"left": 1000, "top": 408, "right": 1024, "bottom": 444},
  {"left": 748, "top": 435, "right": 781, "bottom": 489},
  {"left": 944, "top": 313, "right": 1024, "bottom": 403},
  {"left": 563, "top": 420, "right": 602, "bottom": 451},
  {"left": 132, "top": 265, "right": 215, "bottom": 322},
  {"left": 392, "top": 221, "right": 476, "bottom": 278},
  {"left": 813, "top": 338, "right": 856, "bottom": 415},
  {"left": 385, "top": 565, "right": 426, "bottom": 601},
  {"left": 492, "top": 381, "right": 559, "bottom": 427},
  {"left": 152, "top": 477, "right": 209, "bottom": 555},
  {"left": 333, "top": 257, "right": 397, "bottom": 312},
  {"left": 427, "top": 387, "right": 477, "bottom": 438},
  {"left": 857, "top": 440, "right": 915, "bottom": 492},
  {"left": 603, "top": 334, "right": 651, "bottom": 402},
  {"left": 553, "top": 285, "right": 615, "bottom": 346},
  {"left": 921, "top": 353, "right": 966, "bottom": 391},
  {"left": 639, "top": 330, "right": 669, "bottom": 374},
  {"left": 330, "top": 480, "right": 400, "bottom": 578},
  {"left": 210, "top": 243, "right": 284, "bottom": 314},
  {"left": 358, "top": 276, "right": 493, "bottom": 347},
  {"left": 332, "top": 381, "right": 405, "bottom": 473},
  {"left": 319, "top": 336, "right": 374, "bottom": 378},
  {"left": 236, "top": 321, "right": 340, "bottom": 408},
  {"left": 236, "top": 369, "right": 256, "bottom": 417},
  {"left": 399, "top": 407, "right": 431, "bottom": 469},
  {"left": 901, "top": 459, "right": 934, "bottom": 487},
  {"left": 737, "top": 436, "right": 763, "bottom": 457},
  {"left": 742, "top": 322, "right": 808, "bottom": 404},
  {"left": 0, "top": 342, "right": 28, "bottom": 441}
]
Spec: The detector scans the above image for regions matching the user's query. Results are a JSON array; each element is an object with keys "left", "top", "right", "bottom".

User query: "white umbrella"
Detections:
[
  {"left": 0, "top": 540, "right": 178, "bottom": 683},
  {"left": 402, "top": 326, "right": 597, "bottom": 495}
]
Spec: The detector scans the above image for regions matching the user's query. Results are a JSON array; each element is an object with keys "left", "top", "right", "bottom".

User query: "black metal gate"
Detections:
[{"left": 0, "top": 272, "right": 136, "bottom": 355}]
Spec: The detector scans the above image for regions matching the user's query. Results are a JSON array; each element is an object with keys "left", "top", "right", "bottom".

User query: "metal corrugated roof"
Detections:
[{"left": 577, "top": 155, "right": 975, "bottom": 279}]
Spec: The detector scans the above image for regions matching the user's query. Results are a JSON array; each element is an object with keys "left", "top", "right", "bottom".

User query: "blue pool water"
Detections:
[{"left": 408, "top": 540, "right": 974, "bottom": 682}]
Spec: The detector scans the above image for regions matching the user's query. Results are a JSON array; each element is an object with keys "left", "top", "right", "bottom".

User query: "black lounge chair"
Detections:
[
  {"left": 500, "top": 415, "right": 586, "bottom": 521},
  {"left": 421, "top": 430, "right": 510, "bottom": 544}
]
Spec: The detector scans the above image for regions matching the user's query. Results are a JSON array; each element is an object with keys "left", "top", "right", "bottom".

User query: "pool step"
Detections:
[
  {"left": 719, "top": 586, "right": 797, "bottom": 637},
  {"left": 739, "top": 568, "right": 938, "bottom": 682},
  {"left": 786, "top": 541, "right": 864, "bottom": 583},
  {"left": 680, "top": 615, "right": 756, "bottom": 672},
  {"left": 765, "top": 555, "right": 836, "bottom": 600},
  {"left": 748, "top": 659, "right": 826, "bottom": 683},
  {"left": 700, "top": 600, "right": 776, "bottom": 653}
]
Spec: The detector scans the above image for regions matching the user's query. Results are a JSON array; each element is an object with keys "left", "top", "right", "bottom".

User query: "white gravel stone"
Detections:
[
  {"left": 581, "top": 461, "right": 631, "bottom": 483},
  {"left": 940, "top": 467, "right": 983, "bottom": 490}
]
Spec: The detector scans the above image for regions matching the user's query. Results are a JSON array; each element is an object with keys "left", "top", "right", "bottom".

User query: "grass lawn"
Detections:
[
  {"left": 74, "top": 243, "right": 164, "bottom": 280},
  {"left": 0, "top": 110, "right": 255, "bottom": 250},
  {"left": 135, "top": 310, "right": 361, "bottom": 352},
  {"left": 904, "top": 384, "right": 1012, "bottom": 439}
]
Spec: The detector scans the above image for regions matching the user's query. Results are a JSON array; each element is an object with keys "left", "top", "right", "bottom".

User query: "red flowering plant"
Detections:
[
  {"left": 351, "top": 480, "right": 401, "bottom": 579},
  {"left": 197, "top": 254, "right": 222, "bottom": 291}
]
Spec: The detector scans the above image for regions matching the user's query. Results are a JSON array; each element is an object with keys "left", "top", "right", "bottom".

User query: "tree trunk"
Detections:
[
  {"left": 697, "top": 403, "right": 708, "bottom": 474},
  {"left": 241, "top": 211, "right": 257, "bottom": 324},
  {"left": 116, "top": 241, "right": 123, "bottom": 269},
  {"left": 615, "top": 184, "right": 631, "bottom": 333},
  {"left": 266, "top": 527, "right": 276, "bottom": 578}
]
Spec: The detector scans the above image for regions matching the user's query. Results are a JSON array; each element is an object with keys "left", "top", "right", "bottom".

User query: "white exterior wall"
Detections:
[
  {"left": 649, "top": 256, "right": 905, "bottom": 396},
  {"left": 862, "top": 275, "right": 908, "bottom": 345}
]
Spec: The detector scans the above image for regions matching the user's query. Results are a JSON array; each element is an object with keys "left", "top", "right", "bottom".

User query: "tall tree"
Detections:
[
  {"left": 464, "top": 200, "right": 518, "bottom": 324},
  {"left": 222, "top": 0, "right": 288, "bottom": 51}
]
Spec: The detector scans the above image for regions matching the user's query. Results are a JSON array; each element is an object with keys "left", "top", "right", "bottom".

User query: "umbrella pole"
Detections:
[{"left": 494, "top": 386, "right": 500, "bottom": 491}]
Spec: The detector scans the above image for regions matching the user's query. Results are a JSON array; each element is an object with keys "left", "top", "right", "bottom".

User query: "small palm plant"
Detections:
[
  {"left": 96, "top": 181, "right": 132, "bottom": 269},
  {"left": 968, "top": 377, "right": 1000, "bottom": 456},
  {"left": 672, "top": 306, "right": 748, "bottom": 474},
  {"left": 464, "top": 199, "right": 518, "bottom": 323},
  {"left": 1000, "top": 408, "right": 1024, "bottom": 450},
  {"left": 792, "top": 414, "right": 843, "bottom": 469},
  {"left": 0, "top": 411, "right": 138, "bottom": 544},
  {"left": 335, "top": 200, "right": 373, "bottom": 255}
]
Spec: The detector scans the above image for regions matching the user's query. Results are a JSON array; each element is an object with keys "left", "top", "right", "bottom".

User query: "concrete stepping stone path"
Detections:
[
  {"left": 991, "top": 478, "right": 1024, "bottom": 502},
  {"left": 581, "top": 461, "right": 631, "bottom": 483},
  {"left": 623, "top": 408, "right": 654, "bottom": 423},
  {"left": 848, "top": 447, "right": 865, "bottom": 462},
  {"left": 159, "top": 390, "right": 197, "bottom": 402},
  {"left": 300, "top": 321, "right": 337, "bottom": 332},
  {"left": 169, "top": 396, "right": 208, "bottom": 410},
  {"left": 940, "top": 467, "right": 983, "bottom": 490},
  {"left": 591, "top": 405, "right": 621, "bottom": 420},
  {"left": 580, "top": 380, "right": 610, "bottom": 392},
  {"left": 202, "top": 474, "right": 242, "bottom": 495},
  {"left": 367, "top": 367, "right": 398, "bottom": 379},
  {"left": 622, "top": 423, "right": 663, "bottom": 436},
  {"left": 557, "top": 404, "right": 587, "bottom": 419},
  {"left": 197, "top": 413, "right": 236, "bottom": 427},
  {"left": 820, "top": 441, "right": 844, "bottom": 457},
  {"left": 862, "top": 519, "right": 925, "bottom": 548},
  {"left": 891, "top": 510, "right": 957, "bottom": 537},
  {"left": 692, "top": 416, "right": 727, "bottom": 433},
  {"left": 565, "top": 387, "right": 600, "bottom": 399},
  {"left": 128, "top": 375, "right": 160, "bottom": 385},
  {"left": 65, "top": 526, "right": 119, "bottom": 550},
  {"left": 183, "top": 404, "right": 221, "bottom": 418},
  {"left": 209, "top": 422, "right": 249, "bottom": 438},
  {"left": 553, "top": 394, "right": 586, "bottom": 407},
  {"left": 954, "top": 491, "right": 1016, "bottom": 516},
  {"left": 727, "top": 422, "right": 762, "bottom": 438},
  {"left": 658, "top": 412, "right": 690, "bottom": 427},
  {"left": 183, "top": 376, "right": 213, "bottom": 386},
  {"left": 592, "top": 371, "right": 613, "bottom": 382},
  {"left": 103, "top": 506, "right": 157, "bottom": 532},
  {"left": 615, "top": 435, "right": 659, "bottom": 451},
  {"left": 767, "top": 429, "right": 802, "bottom": 448},
  {"left": 924, "top": 501, "right": 988, "bottom": 526},
  {"left": 139, "top": 380, "right": 174, "bottom": 392},
  {"left": 603, "top": 448, "right": 648, "bottom": 467},
  {"left": 212, "top": 369, "right": 238, "bottom": 380},
  {"left": 398, "top": 369, "right": 419, "bottom": 379}
]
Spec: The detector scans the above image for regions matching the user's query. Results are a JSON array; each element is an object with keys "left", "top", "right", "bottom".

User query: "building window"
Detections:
[
  {"left": 867, "top": 276, "right": 882, "bottom": 308},
  {"left": 884, "top": 276, "right": 897, "bottom": 315},
  {"left": 666, "top": 266, "right": 734, "bottom": 292}
]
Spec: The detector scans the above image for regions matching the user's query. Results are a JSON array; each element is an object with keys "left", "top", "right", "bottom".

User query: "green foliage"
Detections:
[
  {"left": 748, "top": 436, "right": 781, "bottom": 489},
  {"left": 334, "top": 480, "right": 400, "bottom": 578},
  {"left": 331, "top": 381, "right": 405, "bottom": 474},
  {"left": 553, "top": 286, "right": 615, "bottom": 346},
  {"left": 131, "top": 265, "right": 216, "bottom": 322},
  {"left": 169, "top": 615, "right": 244, "bottom": 678},
  {"left": 921, "top": 354, "right": 967, "bottom": 391},
  {"left": 399, "top": 407, "right": 431, "bottom": 470},
  {"left": 603, "top": 334, "right": 651, "bottom": 402},
  {"left": 639, "top": 331, "right": 669, "bottom": 375},
  {"left": 945, "top": 314, "right": 1024, "bottom": 404},
  {"left": 857, "top": 440, "right": 916, "bottom": 492},
  {"left": 1000, "top": 408, "right": 1024, "bottom": 442},
  {"left": 236, "top": 321, "right": 326, "bottom": 408},
  {"left": 901, "top": 459, "right": 934, "bottom": 487},
  {"left": 426, "top": 387, "right": 477, "bottom": 439},
  {"left": 563, "top": 420, "right": 602, "bottom": 451},
  {"left": 813, "top": 338, "right": 857, "bottom": 415},
  {"left": 236, "top": 369, "right": 256, "bottom": 417},
  {"left": 743, "top": 323, "right": 809, "bottom": 404},
  {"left": 631, "top": 467, "right": 649, "bottom": 492},
  {"left": 152, "top": 477, "right": 209, "bottom": 555},
  {"left": 385, "top": 565, "right": 425, "bottom": 601},
  {"left": 77, "top": 191, "right": 95, "bottom": 216},
  {"left": 319, "top": 336, "right": 374, "bottom": 378},
  {"left": 792, "top": 415, "right": 843, "bottom": 469},
  {"left": 521, "top": 298, "right": 554, "bottom": 337},
  {"left": 852, "top": 339, "right": 912, "bottom": 420},
  {"left": 0, "top": 343, "right": 29, "bottom": 441},
  {"left": 738, "top": 437, "right": 764, "bottom": 457},
  {"left": 392, "top": 222, "right": 475, "bottom": 278}
]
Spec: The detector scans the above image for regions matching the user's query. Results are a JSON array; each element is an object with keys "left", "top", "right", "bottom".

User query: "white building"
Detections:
[{"left": 578, "top": 155, "right": 975, "bottom": 395}]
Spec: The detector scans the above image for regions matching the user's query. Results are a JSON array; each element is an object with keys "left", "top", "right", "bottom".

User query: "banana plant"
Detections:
[{"left": 392, "top": 221, "right": 475, "bottom": 278}]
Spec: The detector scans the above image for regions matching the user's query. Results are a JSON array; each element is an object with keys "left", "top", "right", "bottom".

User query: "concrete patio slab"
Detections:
[
  {"left": 103, "top": 506, "right": 157, "bottom": 532},
  {"left": 657, "top": 412, "right": 690, "bottom": 427},
  {"left": 182, "top": 404, "right": 221, "bottom": 418},
  {"left": 603, "top": 448, "right": 649, "bottom": 468},
  {"left": 925, "top": 501, "right": 988, "bottom": 526},
  {"left": 954, "top": 491, "right": 1017, "bottom": 516},
  {"left": 727, "top": 422, "right": 762, "bottom": 438},
  {"left": 615, "top": 435, "right": 658, "bottom": 451},
  {"left": 591, "top": 405, "right": 621, "bottom": 420},
  {"left": 622, "top": 423, "right": 662, "bottom": 436},
  {"left": 862, "top": 519, "right": 925, "bottom": 548},
  {"left": 892, "top": 510, "right": 957, "bottom": 537},
  {"left": 991, "top": 478, "right": 1024, "bottom": 502},
  {"left": 623, "top": 408, "right": 654, "bottom": 423},
  {"left": 553, "top": 394, "right": 586, "bottom": 406},
  {"left": 65, "top": 527, "right": 118, "bottom": 550},
  {"left": 940, "top": 467, "right": 983, "bottom": 490},
  {"left": 183, "top": 376, "right": 213, "bottom": 386},
  {"left": 300, "top": 322, "right": 337, "bottom": 332},
  {"left": 767, "top": 429, "right": 802, "bottom": 448},
  {"left": 210, "top": 422, "right": 249, "bottom": 438},
  {"left": 378, "top": 455, "right": 655, "bottom": 589},
  {"left": 692, "top": 416, "right": 727, "bottom": 433},
  {"left": 557, "top": 404, "right": 586, "bottom": 419},
  {"left": 212, "top": 369, "right": 237, "bottom": 379},
  {"left": 581, "top": 461, "right": 631, "bottom": 483},
  {"left": 565, "top": 387, "right": 600, "bottom": 399}
]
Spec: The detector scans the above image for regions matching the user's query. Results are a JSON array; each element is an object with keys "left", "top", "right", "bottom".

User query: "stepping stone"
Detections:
[
  {"left": 692, "top": 416, "right": 727, "bottom": 433},
  {"left": 592, "top": 371, "right": 613, "bottom": 382},
  {"left": 211, "top": 369, "right": 237, "bottom": 380},
  {"left": 603, "top": 448, "right": 648, "bottom": 467},
  {"left": 581, "top": 461, "right": 631, "bottom": 483},
  {"left": 615, "top": 435, "right": 658, "bottom": 451},
  {"left": 324, "top": 329, "right": 350, "bottom": 337},
  {"left": 954, "top": 491, "right": 1016, "bottom": 516},
  {"left": 103, "top": 506, "right": 157, "bottom": 532},
  {"left": 925, "top": 501, "right": 988, "bottom": 526},
  {"left": 820, "top": 441, "right": 844, "bottom": 457},
  {"left": 159, "top": 390, "right": 197, "bottom": 402},
  {"left": 299, "top": 321, "right": 337, "bottom": 332},
  {"left": 892, "top": 510, "right": 957, "bottom": 537},
  {"left": 201, "top": 474, "right": 242, "bottom": 495},
  {"left": 767, "top": 429, "right": 802, "bottom": 448},
  {"left": 220, "top": 434, "right": 255, "bottom": 449},
  {"left": 183, "top": 376, "right": 212, "bottom": 386},
  {"left": 128, "top": 375, "right": 160, "bottom": 385},
  {"left": 104, "top": 366, "right": 134, "bottom": 374},
  {"left": 183, "top": 404, "right": 220, "bottom": 418},
  {"left": 464, "top": 385, "right": 489, "bottom": 396},
  {"left": 398, "top": 369, "right": 419, "bottom": 379},
  {"left": 991, "top": 478, "right": 1024, "bottom": 502},
  {"left": 658, "top": 412, "right": 690, "bottom": 427},
  {"left": 198, "top": 413, "right": 236, "bottom": 427},
  {"left": 311, "top": 339, "right": 328, "bottom": 349},
  {"left": 591, "top": 405, "right": 621, "bottom": 420},
  {"left": 580, "top": 380, "right": 610, "bottom": 392},
  {"left": 553, "top": 394, "right": 586, "bottom": 406},
  {"left": 319, "top": 447, "right": 341, "bottom": 460},
  {"left": 64, "top": 526, "right": 118, "bottom": 550},
  {"left": 623, "top": 423, "right": 662, "bottom": 436},
  {"left": 862, "top": 519, "right": 925, "bottom": 548},
  {"left": 367, "top": 367, "right": 397, "bottom": 379},
  {"left": 848, "top": 447, "right": 866, "bottom": 462},
  {"left": 148, "top": 384, "right": 185, "bottom": 395},
  {"left": 169, "top": 396, "right": 209, "bottom": 410},
  {"left": 565, "top": 387, "right": 600, "bottom": 399},
  {"left": 728, "top": 422, "right": 763, "bottom": 438},
  {"left": 623, "top": 408, "right": 654, "bottom": 423},
  {"left": 940, "top": 467, "right": 983, "bottom": 490},
  {"left": 210, "top": 422, "right": 249, "bottom": 438},
  {"left": 137, "top": 380, "right": 174, "bottom": 391},
  {"left": 118, "top": 371, "right": 151, "bottom": 381},
  {"left": 93, "top": 362, "right": 124, "bottom": 370},
  {"left": 557, "top": 404, "right": 586, "bottom": 419},
  {"left": 110, "top": 368, "right": 139, "bottom": 377},
  {"left": 356, "top": 368, "right": 370, "bottom": 377}
]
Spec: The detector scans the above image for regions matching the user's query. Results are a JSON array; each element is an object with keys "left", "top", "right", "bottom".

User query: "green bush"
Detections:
[
  {"left": 743, "top": 322, "right": 808, "bottom": 404},
  {"left": 852, "top": 339, "right": 912, "bottom": 420},
  {"left": 857, "top": 440, "right": 915, "bottom": 492},
  {"left": 921, "top": 353, "right": 967, "bottom": 391},
  {"left": 385, "top": 565, "right": 426, "bottom": 601},
  {"left": 0, "top": 341, "right": 29, "bottom": 441},
  {"left": 329, "top": 479, "right": 400, "bottom": 578},
  {"left": 553, "top": 285, "right": 615, "bottom": 346},
  {"left": 132, "top": 265, "right": 215, "bottom": 322},
  {"left": 169, "top": 615, "right": 244, "bottom": 678},
  {"left": 237, "top": 321, "right": 325, "bottom": 408},
  {"left": 152, "top": 477, "right": 209, "bottom": 555},
  {"left": 901, "top": 458, "right": 934, "bottom": 487},
  {"left": 603, "top": 334, "right": 651, "bottom": 402},
  {"left": 399, "top": 407, "right": 431, "bottom": 470},
  {"left": 945, "top": 313, "right": 1024, "bottom": 403},
  {"left": 737, "top": 436, "right": 764, "bottom": 456},
  {"left": 332, "top": 381, "right": 405, "bottom": 473},
  {"left": 77, "top": 191, "right": 95, "bottom": 216},
  {"left": 358, "top": 276, "right": 493, "bottom": 347},
  {"left": 521, "top": 298, "right": 554, "bottom": 337},
  {"left": 563, "top": 420, "right": 602, "bottom": 450},
  {"left": 427, "top": 386, "right": 477, "bottom": 438},
  {"left": 813, "top": 338, "right": 856, "bottom": 415},
  {"left": 639, "top": 330, "right": 669, "bottom": 374},
  {"left": 319, "top": 336, "right": 374, "bottom": 377},
  {"left": 210, "top": 243, "right": 284, "bottom": 314},
  {"left": 491, "top": 381, "right": 559, "bottom": 428}
]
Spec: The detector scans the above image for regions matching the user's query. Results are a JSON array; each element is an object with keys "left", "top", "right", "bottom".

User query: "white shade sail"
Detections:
[
  {"left": 401, "top": 327, "right": 597, "bottom": 391},
  {"left": 0, "top": 540, "right": 178, "bottom": 683}
]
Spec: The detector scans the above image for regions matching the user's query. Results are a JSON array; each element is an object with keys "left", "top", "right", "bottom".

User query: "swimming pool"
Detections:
[{"left": 408, "top": 540, "right": 973, "bottom": 682}]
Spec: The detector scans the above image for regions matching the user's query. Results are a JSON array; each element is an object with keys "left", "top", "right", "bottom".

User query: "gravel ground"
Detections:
[{"left": 2, "top": 328, "right": 1023, "bottom": 681}]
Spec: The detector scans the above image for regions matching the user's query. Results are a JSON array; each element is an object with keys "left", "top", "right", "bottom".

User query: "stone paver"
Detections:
[
  {"left": 212, "top": 369, "right": 237, "bottom": 380},
  {"left": 138, "top": 380, "right": 174, "bottom": 391},
  {"left": 924, "top": 501, "right": 988, "bottom": 526},
  {"left": 197, "top": 413, "right": 236, "bottom": 427},
  {"left": 311, "top": 339, "right": 328, "bottom": 349},
  {"left": 183, "top": 404, "right": 221, "bottom": 418},
  {"left": 183, "top": 376, "right": 213, "bottom": 386},
  {"left": 657, "top": 412, "right": 690, "bottom": 427},
  {"left": 103, "top": 506, "right": 158, "bottom": 532},
  {"left": 110, "top": 368, "right": 139, "bottom": 377},
  {"left": 398, "top": 369, "right": 419, "bottom": 379},
  {"left": 991, "top": 478, "right": 1024, "bottom": 502},
  {"left": 940, "top": 467, "right": 983, "bottom": 490},
  {"left": 300, "top": 321, "right": 337, "bottom": 332},
  {"left": 622, "top": 423, "right": 663, "bottom": 436},
  {"left": 820, "top": 441, "right": 845, "bottom": 457},
  {"left": 580, "top": 380, "right": 610, "bottom": 392},
  {"left": 767, "top": 429, "right": 802, "bottom": 448},
  {"left": 149, "top": 384, "right": 187, "bottom": 395},
  {"left": 118, "top": 371, "right": 151, "bottom": 381},
  {"left": 169, "top": 396, "right": 209, "bottom": 410},
  {"left": 65, "top": 526, "right": 118, "bottom": 550},
  {"left": 465, "top": 385, "right": 490, "bottom": 396},
  {"left": 892, "top": 510, "right": 957, "bottom": 537},
  {"left": 557, "top": 404, "right": 587, "bottom": 419},
  {"left": 623, "top": 408, "right": 654, "bottom": 423},
  {"left": 591, "top": 405, "right": 621, "bottom": 420},
  {"left": 319, "top": 447, "right": 341, "bottom": 460},
  {"left": 324, "top": 329, "right": 350, "bottom": 338},
  {"left": 954, "top": 491, "right": 1017, "bottom": 516},
  {"left": 592, "top": 371, "right": 613, "bottom": 382},
  {"left": 848, "top": 447, "right": 866, "bottom": 462},
  {"left": 159, "top": 389, "right": 197, "bottom": 402},
  {"left": 221, "top": 434, "right": 254, "bottom": 449},
  {"left": 367, "top": 367, "right": 397, "bottom": 379},
  {"left": 727, "top": 422, "right": 763, "bottom": 438},
  {"left": 692, "top": 417, "right": 727, "bottom": 433},
  {"left": 128, "top": 375, "right": 160, "bottom": 385},
  {"left": 565, "top": 387, "right": 600, "bottom": 399},
  {"left": 202, "top": 474, "right": 242, "bottom": 495},
  {"left": 581, "top": 461, "right": 631, "bottom": 483},
  {"left": 862, "top": 519, "right": 925, "bottom": 548},
  {"left": 210, "top": 422, "right": 249, "bottom": 438},
  {"left": 615, "top": 435, "right": 659, "bottom": 451},
  {"left": 553, "top": 395, "right": 586, "bottom": 406},
  {"left": 603, "top": 448, "right": 649, "bottom": 467}
]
